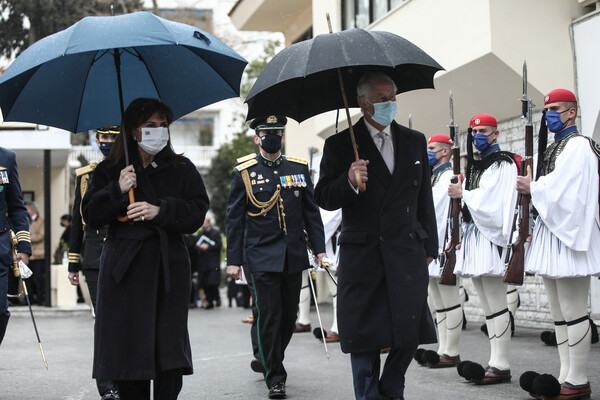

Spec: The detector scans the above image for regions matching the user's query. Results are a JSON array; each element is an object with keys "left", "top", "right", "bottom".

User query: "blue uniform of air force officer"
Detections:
[
  {"left": 226, "top": 115, "right": 326, "bottom": 399},
  {"left": 0, "top": 147, "right": 32, "bottom": 346}
]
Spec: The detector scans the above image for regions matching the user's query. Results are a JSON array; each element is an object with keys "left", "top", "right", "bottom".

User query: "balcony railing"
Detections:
[{"left": 69, "top": 145, "right": 218, "bottom": 169}]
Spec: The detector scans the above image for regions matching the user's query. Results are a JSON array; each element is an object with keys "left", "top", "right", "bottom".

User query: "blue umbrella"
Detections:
[{"left": 0, "top": 11, "right": 247, "bottom": 135}]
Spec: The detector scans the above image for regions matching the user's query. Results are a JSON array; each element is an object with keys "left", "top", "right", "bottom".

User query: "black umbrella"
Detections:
[{"left": 245, "top": 27, "right": 444, "bottom": 123}]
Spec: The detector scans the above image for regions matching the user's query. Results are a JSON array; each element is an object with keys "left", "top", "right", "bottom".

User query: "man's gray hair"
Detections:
[{"left": 356, "top": 72, "right": 397, "bottom": 100}]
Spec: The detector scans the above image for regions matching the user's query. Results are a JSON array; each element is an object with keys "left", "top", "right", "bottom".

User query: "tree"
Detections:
[
  {"left": 0, "top": 0, "right": 142, "bottom": 59},
  {"left": 206, "top": 40, "right": 280, "bottom": 231}
]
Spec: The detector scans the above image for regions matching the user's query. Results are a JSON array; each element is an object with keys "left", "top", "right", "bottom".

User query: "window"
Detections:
[
  {"left": 342, "top": 0, "right": 410, "bottom": 29},
  {"left": 170, "top": 116, "right": 215, "bottom": 147}
]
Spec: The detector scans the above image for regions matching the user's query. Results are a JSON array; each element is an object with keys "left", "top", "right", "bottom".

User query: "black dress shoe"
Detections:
[
  {"left": 250, "top": 359, "right": 265, "bottom": 374},
  {"left": 268, "top": 382, "right": 286, "bottom": 399}
]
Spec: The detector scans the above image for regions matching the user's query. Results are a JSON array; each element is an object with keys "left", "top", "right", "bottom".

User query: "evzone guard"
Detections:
[
  {"left": 517, "top": 89, "right": 600, "bottom": 400},
  {"left": 448, "top": 113, "right": 519, "bottom": 385}
]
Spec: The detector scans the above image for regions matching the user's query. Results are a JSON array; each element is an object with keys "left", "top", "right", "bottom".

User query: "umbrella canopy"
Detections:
[
  {"left": 0, "top": 11, "right": 247, "bottom": 132},
  {"left": 245, "top": 28, "right": 443, "bottom": 123}
]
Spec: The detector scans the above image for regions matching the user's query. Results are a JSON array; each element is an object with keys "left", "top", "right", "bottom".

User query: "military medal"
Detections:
[
  {"left": 0, "top": 171, "right": 8, "bottom": 184},
  {"left": 280, "top": 176, "right": 287, "bottom": 187}
]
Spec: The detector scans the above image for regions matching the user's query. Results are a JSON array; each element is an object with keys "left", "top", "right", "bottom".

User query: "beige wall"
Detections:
[
  {"left": 490, "top": 0, "right": 584, "bottom": 94},
  {"left": 20, "top": 165, "right": 71, "bottom": 262}
]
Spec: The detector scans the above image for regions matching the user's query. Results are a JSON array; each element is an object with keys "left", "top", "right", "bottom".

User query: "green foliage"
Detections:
[
  {"left": 205, "top": 115, "right": 255, "bottom": 231},
  {"left": 0, "top": 0, "right": 142, "bottom": 58},
  {"left": 206, "top": 40, "right": 280, "bottom": 231}
]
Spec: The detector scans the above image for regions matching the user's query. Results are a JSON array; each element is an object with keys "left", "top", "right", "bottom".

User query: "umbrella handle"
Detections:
[
  {"left": 327, "top": 13, "right": 366, "bottom": 193},
  {"left": 116, "top": 188, "right": 135, "bottom": 222},
  {"left": 354, "top": 170, "right": 366, "bottom": 192}
]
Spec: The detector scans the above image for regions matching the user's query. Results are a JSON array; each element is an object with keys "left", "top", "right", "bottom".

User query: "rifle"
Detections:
[
  {"left": 440, "top": 91, "right": 460, "bottom": 286},
  {"left": 504, "top": 61, "right": 533, "bottom": 285}
]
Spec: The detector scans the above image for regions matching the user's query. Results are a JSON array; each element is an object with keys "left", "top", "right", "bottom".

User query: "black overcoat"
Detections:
[
  {"left": 82, "top": 149, "right": 209, "bottom": 380},
  {"left": 314, "top": 118, "right": 438, "bottom": 353},
  {"left": 196, "top": 227, "right": 222, "bottom": 286}
]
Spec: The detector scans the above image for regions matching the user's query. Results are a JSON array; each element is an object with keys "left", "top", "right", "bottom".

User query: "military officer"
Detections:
[
  {"left": 226, "top": 115, "right": 326, "bottom": 399},
  {"left": 0, "top": 146, "right": 31, "bottom": 346},
  {"left": 67, "top": 126, "right": 120, "bottom": 400}
]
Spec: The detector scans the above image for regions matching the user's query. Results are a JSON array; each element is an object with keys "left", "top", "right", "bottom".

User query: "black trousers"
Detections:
[
  {"left": 83, "top": 269, "right": 118, "bottom": 397},
  {"left": 350, "top": 346, "right": 415, "bottom": 400},
  {"left": 28, "top": 259, "right": 45, "bottom": 304},
  {"left": 243, "top": 265, "right": 260, "bottom": 361},
  {"left": 116, "top": 369, "right": 183, "bottom": 400},
  {"left": 249, "top": 268, "right": 302, "bottom": 388}
]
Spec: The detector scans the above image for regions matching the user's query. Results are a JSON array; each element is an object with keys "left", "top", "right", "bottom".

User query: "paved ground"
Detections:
[{"left": 0, "top": 298, "right": 598, "bottom": 400}]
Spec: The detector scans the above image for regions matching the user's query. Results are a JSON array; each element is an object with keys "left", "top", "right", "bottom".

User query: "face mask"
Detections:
[
  {"left": 138, "top": 126, "right": 169, "bottom": 155},
  {"left": 473, "top": 133, "right": 491, "bottom": 152},
  {"left": 545, "top": 110, "right": 569, "bottom": 133},
  {"left": 98, "top": 141, "right": 113, "bottom": 157},
  {"left": 368, "top": 100, "right": 397, "bottom": 126},
  {"left": 259, "top": 132, "right": 283, "bottom": 154},
  {"left": 427, "top": 150, "right": 439, "bottom": 167}
]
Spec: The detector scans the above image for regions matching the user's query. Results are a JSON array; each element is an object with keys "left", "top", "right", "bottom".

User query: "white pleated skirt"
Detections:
[
  {"left": 455, "top": 223, "right": 507, "bottom": 278},
  {"left": 428, "top": 258, "right": 442, "bottom": 278},
  {"left": 525, "top": 219, "right": 600, "bottom": 278}
]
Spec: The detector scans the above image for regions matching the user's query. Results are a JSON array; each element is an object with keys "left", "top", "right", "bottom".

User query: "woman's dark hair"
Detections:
[{"left": 108, "top": 98, "right": 184, "bottom": 166}]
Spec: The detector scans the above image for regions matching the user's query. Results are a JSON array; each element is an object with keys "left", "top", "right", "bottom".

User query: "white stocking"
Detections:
[
  {"left": 296, "top": 270, "right": 311, "bottom": 325},
  {"left": 506, "top": 285, "right": 519, "bottom": 318},
  {"left": 327, "top": 272, "right": 338, "bottom": 334},
  {"left": 558, "top": 278, "right": 591, "bottom": 386},
  {"left": 544, "top": 278, "right": 570, "bottom": 383},
  {"left": 438, "top": 283, "right": 462, "bottom": 357},
  {"left": 429, "top": 278, "right": 446, "bottom": 355}
]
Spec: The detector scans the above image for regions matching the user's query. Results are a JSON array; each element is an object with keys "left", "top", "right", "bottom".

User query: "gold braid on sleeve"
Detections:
[{"left": 240, "top": 169, "right": 287, "bottom": 235}]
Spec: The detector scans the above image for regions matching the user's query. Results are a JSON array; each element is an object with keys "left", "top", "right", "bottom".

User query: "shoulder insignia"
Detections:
[
  {"left": 76, "top": 162, "right": 98, "bottom": 177},
  {"left": 235, "top": 159, "right": 258, "bottom": 171},
  {"left": 236, "top": 153, "right": 257, "bottom": 164},
  {"left": 285, "top": 155, "right": 308, "bottom": 165}
]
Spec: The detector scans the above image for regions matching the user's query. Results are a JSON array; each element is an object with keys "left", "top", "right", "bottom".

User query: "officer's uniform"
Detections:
[
  {"left": 68, "top": 162, "right": 108, "bottom": 308},
  {"left": 67, "top": 127, "right": 119, "bottom": 400},
  {"left": 226, "top": 116, "right": 325, "bottom": 392},
  {"left": 0, "top": 147, "right": 31, "bottom": 346}
]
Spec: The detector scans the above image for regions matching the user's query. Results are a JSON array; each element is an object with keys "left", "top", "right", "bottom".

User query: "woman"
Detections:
[{"left": 82, "top": 98, "right": 209, "bottom": 399}]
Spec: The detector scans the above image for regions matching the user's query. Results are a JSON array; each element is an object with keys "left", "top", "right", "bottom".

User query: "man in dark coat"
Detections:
[
  {"left": 195, "top": 218, "right": 222, "bottom": 309},
  {"left": 226, "top": 115, "right": 326, "bottom": 399},
  {"left": 0, "top": 147, "right": 31, "bottom": 346},
  {"left": 314, "top": 71, "right": 438, "bottom": 400}
]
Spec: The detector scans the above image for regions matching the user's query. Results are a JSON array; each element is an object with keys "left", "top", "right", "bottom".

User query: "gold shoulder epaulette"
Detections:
[
  {"left": 76, "top": 162, "right": 98, "bottom": 177},
  {"left": 236, "top": 153, "right": 257, "bottom": 164},
  {"left": 285, "top": 155, "right": 308, "bottom": 165},
  {"left": 235, "top": 159, "right": 258, "bottom": 171}
]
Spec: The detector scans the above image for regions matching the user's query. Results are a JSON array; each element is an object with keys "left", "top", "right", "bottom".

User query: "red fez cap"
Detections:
[
  {"left": 470, "top": 114, "right": 497, "bottom": 128},
  {"left": 544, "top": 89, "right": 577, "bottom": 106},
  {"left": 428, "top": 134, "right": 453, "bottom": 145}
]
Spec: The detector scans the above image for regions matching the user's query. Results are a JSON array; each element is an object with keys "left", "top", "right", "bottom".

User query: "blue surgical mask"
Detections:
[
  {"left": 473, "top": 133, "right": 491, "bottom": 152},
  {"left": 369, "top": 100, "right": 397, "bottom": 126},
  {"left": 545, "top": 110, "right": 569, "bottom": 133},
  {"left": 427, "top": 150, "right": 439, "bottom": 167},
  {"left": 99, "top": 141, "right": 113, "bottom": 157}
]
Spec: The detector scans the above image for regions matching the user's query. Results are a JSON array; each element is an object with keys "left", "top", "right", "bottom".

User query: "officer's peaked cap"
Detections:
[{"left": 250, "top": 115, "right": 287, "bottom": 131}]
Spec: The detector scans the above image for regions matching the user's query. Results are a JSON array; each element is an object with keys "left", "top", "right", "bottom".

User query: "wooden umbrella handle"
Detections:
[
  {"left": 327, "top": 13, "right": 366, "bottom": 192},
  {"left": 116, "top": 188, "right": 135, "bottom": 222}
]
